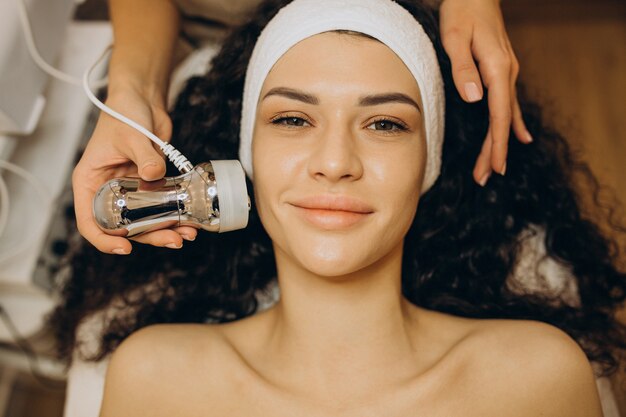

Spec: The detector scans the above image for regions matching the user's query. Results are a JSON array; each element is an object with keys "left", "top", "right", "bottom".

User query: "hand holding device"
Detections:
[
  {"left": 79, "top": 54, "right": 250, "bottom": 251},
  {"left": 71, "top": 87, "right": 197, "bottom": 254},
  {"left": 93, "top": 161, "right": 249, "bottom": 237}
]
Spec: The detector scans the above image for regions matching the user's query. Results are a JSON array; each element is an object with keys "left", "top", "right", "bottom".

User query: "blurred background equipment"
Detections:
[
  {"left": 0, "top": 0, "right": 110, "bottom": 416},
  {"left": 0, "top": 0, "right": 75, "bottom": 136}
]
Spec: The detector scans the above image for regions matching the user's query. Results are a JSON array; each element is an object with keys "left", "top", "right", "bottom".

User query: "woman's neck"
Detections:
[{"left": 261, "top": 242, "right": 425, "bottom": 397}]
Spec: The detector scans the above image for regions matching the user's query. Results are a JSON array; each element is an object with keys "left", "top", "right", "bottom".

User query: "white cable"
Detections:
[
  {"left": 83, "top": 48, "right": 194, "bottom": 173},
  {"left": 3, "top": 0, "right": 194, "bottom": 262},
  {"left": 0, "top": 176, "right": 9, "bottom": 239},
  {"left": 14, "top": 0, "right": 107, "bottom": 88},
  {"left": 0, "top": 160, "right": 53, "bottom": 264},
  {"left": 17, "top": 0, "right": 194, "bottom": 173}
]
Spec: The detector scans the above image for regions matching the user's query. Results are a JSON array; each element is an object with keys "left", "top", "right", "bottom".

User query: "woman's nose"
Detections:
[{"left": 306, "top": 125, "right": 364, "bottom": 183}]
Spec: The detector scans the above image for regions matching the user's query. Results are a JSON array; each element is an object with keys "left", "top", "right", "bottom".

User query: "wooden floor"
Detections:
[{"left": 0, "top": 365, "right": 65, "bottom": 417}]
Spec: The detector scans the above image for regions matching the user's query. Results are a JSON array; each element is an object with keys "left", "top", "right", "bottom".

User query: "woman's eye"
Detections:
[
  {"left": 271, "top": 116, "right": 310, "bottom": 127},
  {"left": 367, "top": 119, "right": 407, "bottom": 132}
]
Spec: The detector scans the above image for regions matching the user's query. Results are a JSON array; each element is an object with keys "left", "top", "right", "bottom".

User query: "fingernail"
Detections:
[
  {"left": 479, "top": 172, "right": 491, "bottom": 187},
  {"left": 525, "top": 131, "right": 533, "bottom": 143},
  {"left": 500, "top": 162, "right": 507, "bottom": 176},
  {"left": 112, "top": 248, "right": 129, "bottom": 255},
  {"left": 166, "top": 242, "right": 182, "bottom": 249},
  {"left": 465, "top": 82, "right": 482, "bottom": 102},
  {"left": 181, "top": 234, "right": 195, "bottom": 242}
]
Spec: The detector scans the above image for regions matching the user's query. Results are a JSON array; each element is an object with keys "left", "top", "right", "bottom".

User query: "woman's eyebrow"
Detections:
[
  {"left": 261, "top": 88, "right": 421, "bottom": 113},
  {"left": 262, "top": 87, "right": 319, "bottom": 104},
  {"left": 358, "top": 93, "right": 421, "bottom": 113}
]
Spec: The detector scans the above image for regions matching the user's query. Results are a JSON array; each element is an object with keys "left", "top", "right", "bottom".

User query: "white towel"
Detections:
[{"left": 238, "top": 0, "right": 445, "bottom": 194}]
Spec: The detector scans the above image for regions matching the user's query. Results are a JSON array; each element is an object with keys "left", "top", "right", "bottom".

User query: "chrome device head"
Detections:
[{"left": 93, "top": 160, "right": 250, "bottom": 237}]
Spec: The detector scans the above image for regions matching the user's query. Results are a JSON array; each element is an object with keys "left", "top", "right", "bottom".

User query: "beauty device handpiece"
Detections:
[
  {"left": 80, "top": 48, "right": 248, "bottom": 236},
  {"left": 93, "top": 160, "right": 250, "bottom": 236}
]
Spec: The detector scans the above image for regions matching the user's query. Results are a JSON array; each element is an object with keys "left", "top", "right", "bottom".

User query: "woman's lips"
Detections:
[
  {"left": 289, "top": 195, "right": 374, "bottom": 229},
  {"left": 294, "top": 208, "right": 370, "bottom": 229}
]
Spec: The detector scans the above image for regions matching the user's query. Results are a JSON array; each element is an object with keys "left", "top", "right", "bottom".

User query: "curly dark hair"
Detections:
[{"left": 49, "top": 0, "right": 626, "bottom": 376}]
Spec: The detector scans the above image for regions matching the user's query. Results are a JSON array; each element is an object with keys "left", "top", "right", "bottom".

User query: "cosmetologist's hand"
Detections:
[
  {"left": 439, "top": 0, "right": 533, "bottom": 186},
  {"left": 72, "top": 87, "right": 197, "bottom": 255}
]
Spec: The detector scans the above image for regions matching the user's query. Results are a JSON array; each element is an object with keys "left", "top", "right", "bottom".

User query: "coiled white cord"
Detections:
[
  {"left": 82, "top": 47, "right": 194, "bottom": 173},
  {"left": 0, "top": 159, "right": 53, "bottom": 264},
  {"left": 14, "top": 0, "right": 107, "bottom": 89},
  {"left": 14, "top": 0, "right": 194, "bottom": 173},
  {"left": 1, "top": 0, "right": 195, "bottom": 256},
  {"left": 0, "top": 173, "right": 9, "bottom": 240}
]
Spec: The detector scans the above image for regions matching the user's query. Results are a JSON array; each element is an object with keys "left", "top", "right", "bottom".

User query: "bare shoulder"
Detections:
[
  {"left": 99, "top": 323, "right": 234, "bottom": 417},
  {"left": 106, "top": 323, "right": 231, "bottom": 376},
  {"left": 457, "top": 319, "right": 603, "bottom": 417}
]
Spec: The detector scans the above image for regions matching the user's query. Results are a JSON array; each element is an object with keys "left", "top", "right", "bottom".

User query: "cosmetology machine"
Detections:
[{"left": 0, "top": 0, "right": 75, "bottom": 135}]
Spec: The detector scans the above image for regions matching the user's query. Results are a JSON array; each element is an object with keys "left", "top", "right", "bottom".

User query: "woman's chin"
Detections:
[{"left": 290, "top": 243, "right": 377, "bottom": 278}]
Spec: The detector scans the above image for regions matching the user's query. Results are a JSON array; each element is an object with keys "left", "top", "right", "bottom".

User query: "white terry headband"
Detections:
[{"left": 239, "top": 0, "right": 445, "bottom": 193}]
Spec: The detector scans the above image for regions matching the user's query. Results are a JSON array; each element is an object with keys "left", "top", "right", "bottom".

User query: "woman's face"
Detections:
[{"left": 252, "top": 32, "right": 426, "bottom": 277}]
